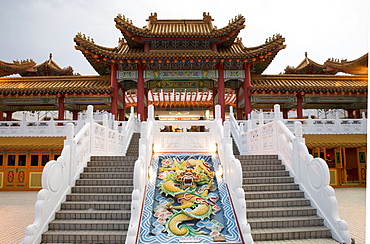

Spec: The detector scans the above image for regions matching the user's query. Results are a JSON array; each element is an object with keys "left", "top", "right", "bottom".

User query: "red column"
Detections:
[
  {"left": 0, "top": 111, "right": 3, "bottom": 121},
  {"left": 355, "top": 109, "right": 361, "bottom": 119},
  {"left": 72, "top": 110, "right": 79, "bottom": 120},
  {"left": 216, "top": 63, "right": 225, "bottom": 121},
  {"left": 118, "top": 87, "right": 126, "bottom": 121},
  {"left": 110, "top": 64, "right": 118, "bottom": 118},
  {"left": 282, "top": 108, "right": 289, "bottom": 119},
  {"left": 347, "top": 109, "right": 354, "bottom": 118},
  {"left": 58, "top": 95, "right": 65, "bottom": 120},
  {"left": 137, "top": 63, "right": 145, "bottom": 121},
  {"left": 235, "top": 87, "right": 242, "bottom": 120},
  {"left": 296, "top": 94, "right": 303, "bottom": 119},
  {"left": 243, "top": 64, "right": 252, "bottom": 119},
  {"left": 6, "top": 111, "right": 13, "bottom": 121}
]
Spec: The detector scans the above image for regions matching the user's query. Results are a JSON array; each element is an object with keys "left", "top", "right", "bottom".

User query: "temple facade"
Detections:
[{"left": 0, "top": 12, "right": 367, "bottom": 190}]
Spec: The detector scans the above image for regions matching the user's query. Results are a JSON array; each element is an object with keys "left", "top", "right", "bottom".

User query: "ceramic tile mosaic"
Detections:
[{"left": 137, "top": 153, "right": 242, "bottom": 244}]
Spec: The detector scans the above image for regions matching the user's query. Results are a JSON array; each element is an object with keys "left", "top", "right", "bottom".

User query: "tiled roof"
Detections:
[
  {"left": 20, "top": 54, "right": 74, "bottom": 77},
  {"left": 0, "top": 137, "right": 65, "bottom": 150},
  {"left": 324, "top": 53, "right": 368, "bottom": 75},
  {"left": 0, "top": 59, "right": 36, "bottom": 77},
  {"left": 114, "top": 13, "right": 245, "bottom": 44},
  {"left": 0, "top": 75, "right": 111, "bottom": 95},
  {"left": 303, "top": 134, "right": 367, "bottom": 148},
  {"left": 251, "top": 74, "right": 368, "bottom": 93},
  {"left": 74, "top": 32, "right": 285, "bottom": 75},
  {"left": 285, "top": 53, "right": 368, "bottom": 75}
]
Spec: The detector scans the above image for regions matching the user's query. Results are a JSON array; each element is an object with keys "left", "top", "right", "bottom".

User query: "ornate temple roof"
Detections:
[
  {"left": 20, "top": 54, "right": 75, "bottom": 77},
  {"left": 324, "top": 53, "right": 368, "bottom": 75},
  {"left": 114, "top": 12, "right": 245, "bottom": 48},
  {"left": 285, "top": 52, "right": 368, "bottom": 75},
  {"left": 74, "top": 13, "right": 286, "bottom": 75},
  {"left": 0, "top": 59, "right": 36, "bottom": 77},
  {"left": 0, "top": 75, "right": 111, "bottom": 95},
  {"left": 251, "top": 74, "right": 368, "bottom": 93}
]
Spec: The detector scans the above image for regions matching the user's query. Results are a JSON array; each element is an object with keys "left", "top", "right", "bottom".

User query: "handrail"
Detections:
[
  {"left": 22, "top": 105, "right": 136, "bottom": 244},
  {"left": 230, "top": 104, "right": 352, "bottom": 244}
]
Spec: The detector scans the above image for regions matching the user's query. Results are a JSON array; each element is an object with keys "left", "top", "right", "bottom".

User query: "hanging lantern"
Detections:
[
  {"left": 253, "top": 91, "right": 258, "bottom": 95},
  {"left": 174, "top": 59, "right": 178, "bottom": 63},
  {"left": 205, "top": 59, "right": 209, "bottom": 62},
  {"left": 262, "top": 91, "right": 266, "bottom": 94},
  {"left": 212, "top": 59, "right": 217, "bottom": 62},
  {"left": 93, "top": 54, "right": 99, "bottom": 59},
  {"left": 73, "top": 93, "right": 77, "bottom": 96},
  {"left": 334, "top": 92, "right": 338, "bottom": 95},
  {"left": 311, "top": 92, "right": 316, "bottom": 95},
  {"left": 111, "top": 59, "right": 116, "bottom": 63},
  {"left": 84, "top": 50, "right": 90, "bottom": 54},
  {"left": 65, "top": 94, "right": 69, "bottom": 97},
  {"left": 15, "top": 94, "right": 19, "bottom": 97},
  {"left": 103, "top": 57, "right": 108, "bottom": 61},
  {"left": 166, "top": 60, "right": 170, "bottom": 63},
  {"left": 326, "top": 92, "right": 330, "bottom": 95},
  {"left": 89, "top": 93, "right": 93, "bottom": 96},
  {"left": 134, "top": 60, "right": 139, "bottom": 63},
  {"left": 356, "top": 92, "right": 360, "bottom": 95},
  {"left": 22, "top": 94, "right": 26, "bottom": 97},
  {"left": 150, "top": 60, "right": 155, "bottom": 63},
  {"left": 45, "top": 93, "right": 49, "bottom": 97},
  {"left": 127, "top": 60, "right": 132, "bottom": 63},
  {"left": 243, "top": 59, "right": 248, "bottom": 62},
  {"left": 56, "top": 94, "right": 61, "bottom": 97},
  {"left": 81, "top": 93, "right": 85, "bottom": 96},
  {"left": 228, "top": 59, "right": 232, "bottom": 62},
  {"left": 293, "top": 92, "right": 297, "bottom": 96},
  {"left": 348, "top": 92, "right": 352, "bottom": 96},
  {"left": 300, "top": 91, "right": 305, "bottom": 95},
  {"left": 277, "top": 91, "right": 281, "bottom": 95},
  {"left": 119, "top": 60, "right": 124, "bottom": 63},
  {"left": 267, "top": 52, "right": 272, "bottom": 56},
  {"left": 189, "top": 59, "right": 194, "bottom": 63},
  {"left": 158, "top": 60, "right": 162, "bottom": 63},
  {"left": 197, "top": 59, "right": 201, "bottom": 62},
  {"left": 7, "top": 94, "right": 11, "bottom": 97},
  {"left": 285, "top": 91, "right": 289, "bottom": 95},
  {"left": 270, "top": 91, "right": 274, "bottom": 95},
  {"left": 319, "top": 92, "right": 323, "bottom": 95},
  {"left": 142, "top": 60, "right": 147, "bottom": 63},
  {"left": 0, "top": 94, "right": 3, "bottom": 97},
  {"left": 252, "top": 58, "right": 256, "bottom": 61},
  {"left": 37, "top": 94, "right": 42, "bottom": 97},
  {"left": 220, "top": 59, "right": 224, "bottom": 63}
]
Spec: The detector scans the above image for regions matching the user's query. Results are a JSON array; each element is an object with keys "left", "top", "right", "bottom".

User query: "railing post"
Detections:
[
  {"left": 361, "top": 113, "right": 367, "bottom": 132},
  {"left": 334, "top": 110, "right": 341, "bottom": 133}
]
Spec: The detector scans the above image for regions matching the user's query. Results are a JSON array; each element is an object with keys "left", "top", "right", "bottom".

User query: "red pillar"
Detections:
[
  {"left": 216, "top": 63, "right": 225, "bottom": 121},
  {"left": 137, "top": 63, "right": 145, "bottom": 121},
  {"left": 355, "top": 109, "right": 361, "bottom": 119},
  {"left": 0, "top": 111, "right": 3, "bottom": 121},
  {"left": 58, "top": 95, "right": 65, "bottom": 120},
  {"left": 347, "top": 109, "right": 354, "bottom": 118},
  {"left": 72, "top": 110, "right": 79, "bottom": 120},
  {"left": 282, "top": 108, "right": 289, "bottom": 119},
  {"left": 110, "top": 64, "right": 118, "bottom": 118},
  {"left": 235, "top": 87, "right": 243, "bottom": 120},
  {"left": 296, "top": 94, "right": 303, "bottom": 119},
  {"left": 243, "top": 64, "right": 252, "bottom": 119},
  {"left": 118, "top": 87, "right": 126, "bottom": 121},
  {"left": 6, "top": 111, "right": 13, "bottom": 121}
]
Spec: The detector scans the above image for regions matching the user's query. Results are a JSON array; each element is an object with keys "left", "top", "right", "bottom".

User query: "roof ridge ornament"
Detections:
[{"left": 203, "top": 12, "right": 213, "bottom": 22}]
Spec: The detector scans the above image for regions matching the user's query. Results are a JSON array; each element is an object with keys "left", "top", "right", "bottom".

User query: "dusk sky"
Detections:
[{"left": 1, "top": 0, "right": 368, "bottom": 76}]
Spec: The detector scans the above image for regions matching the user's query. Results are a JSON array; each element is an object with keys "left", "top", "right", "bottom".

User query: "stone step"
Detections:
[
  {"left": 55, "top": 210, "right": 131, "bottom": 220},
  {"left": 243, "top": 176, "right": 294, "bottom": 184},
  {"left": 247, "top": 206, "right": 317, "bottom": 218},
  {"left": 90, "top": 156, "right": 137, "bottom": 161},
  {"left": 76, "top": 179, "right": 133, "bottom": 186},
  {"left": 248, "top": 216, "right": 325, "bottom": 229},
  {"left": 61, "top": 201, "right": 131, "bottom": 211},
  {"left": 242, "top": 164, "right": 286, "bottom": 171},
  {"left": 253, "top": 239, "right": 339, "bottom": 244},
  {"left": 243, "top": 170, "right": 290, "bottom": 178},
  {"left": 72, "top": 186, "right": 133, "bottom": 194},
  {"left": 239, "top": 159, "right": 282, "bottom": 165},
  {"left": 41, "top": 230, "right": 127, "bottom": 243},
  {"left": 243, "top": 183, "right": 300, "bottom": 192},
  {"left": 48, "top": 219, "right": 130, "bottom": 231},
  {"left": 66, "top": 193, "right": 132, "bottom": 202},
  {"left": 80, "top": 172, "right": 134, "bottom": 179},
  {"left": 87, "top": 161, "right": 136, "bottom": 168},
  {"left": 246, "top": 197, "right": 310, "bottom": 208},
  {"left": 245, "top": 190, "right": 305, "bottom": 200},
  {"left": 83, "top": 167, "right": 135, "bottom": 173},
  {"left": 236, "top": 155, "right": 279, "bottom": 160},
  {"left": 250, "top": 226, "right": 332, "bottom": 241}
]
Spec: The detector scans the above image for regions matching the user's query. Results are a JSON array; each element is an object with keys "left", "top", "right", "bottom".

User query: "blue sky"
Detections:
[{"left": 0, "top": 0, "right": 368, "bottom": 75}]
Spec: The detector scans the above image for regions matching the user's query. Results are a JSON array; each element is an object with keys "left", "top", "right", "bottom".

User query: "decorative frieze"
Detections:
[{"left": 145, "top": 70, "right": 217, "bottom": 80}]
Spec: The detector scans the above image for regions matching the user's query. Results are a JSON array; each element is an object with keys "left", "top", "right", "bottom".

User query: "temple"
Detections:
[{"left": 0, "top": 12, "right": 367, "bottom": 244}]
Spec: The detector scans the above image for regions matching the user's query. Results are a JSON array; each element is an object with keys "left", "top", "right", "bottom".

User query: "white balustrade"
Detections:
[
  {"left": 230, "top": 104, "right": 352, "bottom": 244},
  {"left": 22, "top": 105, "right": 137, "bottom": 244}
]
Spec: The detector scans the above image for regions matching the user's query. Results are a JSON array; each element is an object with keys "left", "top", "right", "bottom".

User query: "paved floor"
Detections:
[{"left": 0, "top": 188, "right": 366, "bottom": 244}]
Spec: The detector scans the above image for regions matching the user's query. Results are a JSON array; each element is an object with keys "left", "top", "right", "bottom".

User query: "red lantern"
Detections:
[
  {"left": 22, "top": 94, "right": 26, "bottom": 97},
  {"left": 285, "top": 91, "right": 289, "bottom": 95},
  {"left": 326, "top": 92, "right": 330, "bottom": 95}
]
